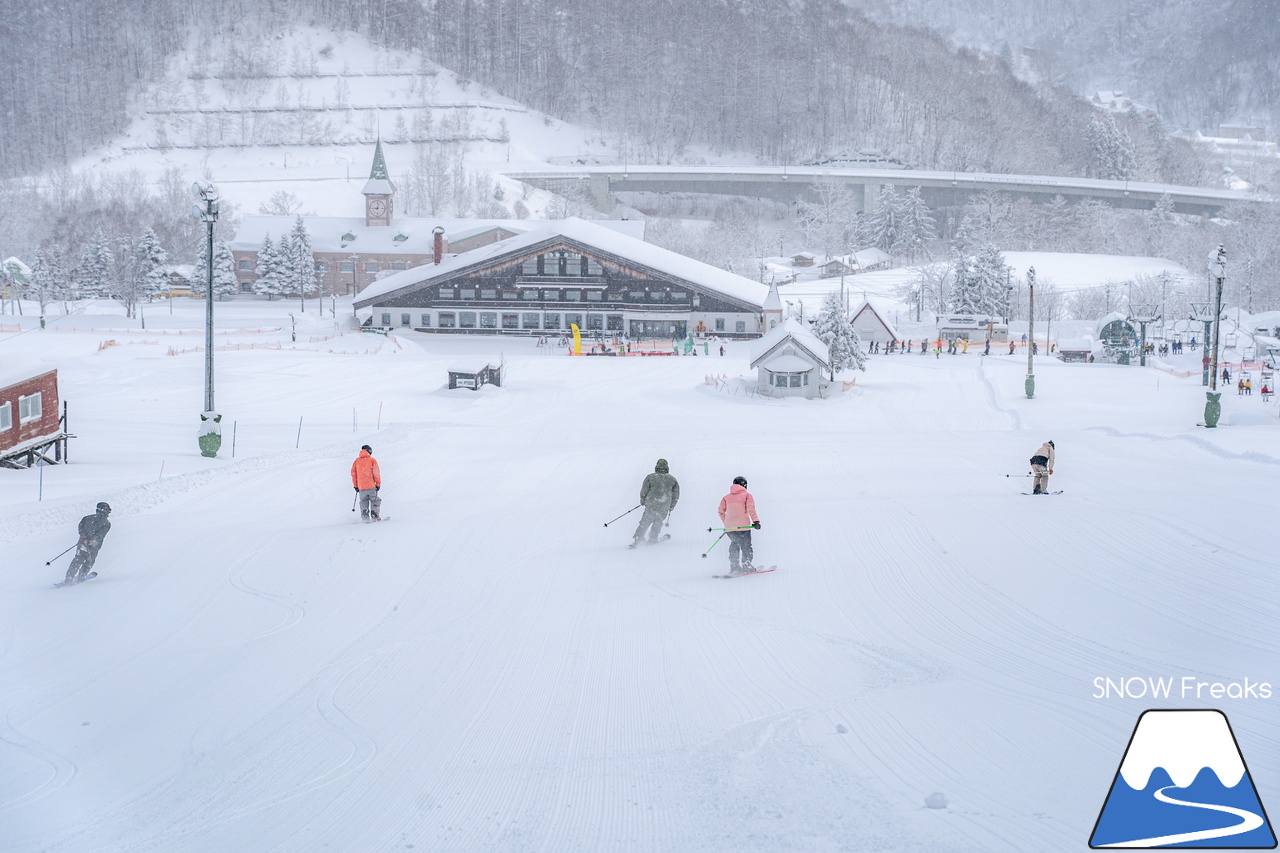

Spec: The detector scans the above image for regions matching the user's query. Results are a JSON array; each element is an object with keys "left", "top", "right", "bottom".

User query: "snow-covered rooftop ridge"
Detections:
[
  {"left": 852, "top": 299, "right": 901, "bottom": 340},
  {"left": 354, "top": 218, "right": 769, "bottom": 308},
  {"left": 749, "top": 318, "right": 830, "bottom": 367},
  {"left": 0, "top": 350, "right": 57, "bottom": 391}
]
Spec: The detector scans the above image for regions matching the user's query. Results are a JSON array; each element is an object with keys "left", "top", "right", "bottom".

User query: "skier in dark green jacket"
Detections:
[{"left": 631, "top": 458, "right": 680, "bottom": 547}]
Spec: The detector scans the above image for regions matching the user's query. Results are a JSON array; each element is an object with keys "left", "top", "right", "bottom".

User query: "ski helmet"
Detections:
[
  {"left": 361, "top": 444, "right": 372, "bottom": 454},
  {"left": 732, "top": 476, "right": 748, "bottom": 487},
  {"left": 96, "top": 502, "right": 111, "bottom": 514},
  {"left": 1048, "top": 440, "right": 1054, "bottom": 448}
]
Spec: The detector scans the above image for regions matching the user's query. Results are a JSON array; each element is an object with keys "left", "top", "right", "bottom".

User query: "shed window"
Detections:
[
  {"left": 401, "top": 313, "right": 411, "bottom": 326},
  {"left": 521, "top": 290, "right": 539, "bottom": 300},
  {"left": 502, "top": 313, "right": 518, "bottom": 329},
  {"left": 481, "top": 289, "right": 497, "bottom": 300},
  {"left": 607, "top": 315, "right": 623, "bottom": 331},
  {"left": 587, "top": 314, "right": 604, "bottom": 331},
  {"left": 438, "top": 288, "right": 455, "bottom": 299},
  {"left": 238, "top": 259, "right": 253, "bottom": 271},
  {"left": 629, "top": 291, "right": 645, "bottom": 301},
  {"left": 0, "top": 402, "right": 10, "bottom": 431},
  {"left": 503, "top": 291, "right": 518, "bottom": 300},
  {"left": 565, "top": 313, "right": 583, "bottom": 329},
  {"left": 522, "top": 258, "right": 539, "bottom": 275},
  {"left": 391, "top": 261, "right": 406, "bottom": 270},
  {"left": 438, "top": 312, "right": 456, "bottom": 328},
  {"left": 715, "top": 318, "right": 725, "bottom": 332},
  {"left": 460, "top": 289, "right": 476, "bottom": 300},
  {"left": 522, "top": 313, "right": 540, "bottom": 329},
  {"left": 340, "top": 261, "right": 354, "bottom": 273},
  {"left": 18, "top": 392, "right": 43, "bottom": 423},
  {"left": 365, "top": 262, "right": 380, "bottom": 273},
  {"left": 542, "top": 290, "right": 559, "bottom": 301},
  {"left": 586, "top": 291, "right": 603, "bottom": 302},
  {"left": 380, "top": 312, "right": 391, "bottom": 326},
  {"left": 735, "top": 321, "right": 746, "bottom": 333},
  {"left": 564, "top": 291, "right": 581, "bottom": 302}
]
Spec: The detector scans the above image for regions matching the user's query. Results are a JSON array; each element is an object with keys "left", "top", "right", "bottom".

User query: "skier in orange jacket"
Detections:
[{"left": 351, "top": 445, "right": 382, "bottom": 521}]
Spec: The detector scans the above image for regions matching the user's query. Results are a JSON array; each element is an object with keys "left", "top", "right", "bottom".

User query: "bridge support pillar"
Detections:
[
  {"left": 862, "top": 183, "right": 880, "bottom": 214},
  {"left": 588, "top": 174, "right": 613, "bottom": 212}
]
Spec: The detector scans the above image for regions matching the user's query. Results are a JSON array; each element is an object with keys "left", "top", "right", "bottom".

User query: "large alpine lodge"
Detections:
[{"left": 353, "top": 218, "right": 770, "bottom": 339}]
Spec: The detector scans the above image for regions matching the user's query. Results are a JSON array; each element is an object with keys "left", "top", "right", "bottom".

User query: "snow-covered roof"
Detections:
[
  {"left": 2, "top": 257, "right": 31, "bottom": 281},
  {"left": 354, "top": 218, "right": 769, "bottom": 310},
  {"left": 230, "top": 216, "right": 644, "bottom": 256},
  {"left": 759, "top": 353, "right": 816, "bottom": 372},
  {"left": 749, "top": 318, "right": 830, "bottom": 370},
  {"left": 851, "top": 300, "right": 901, "bottom": 340},
  {"left": 1095, "top": 311, "right": 1133, "bottom": 336},
  {"left": 448, "top": 360, "right": 493, "bottom": 374},
  {"left": 763, "top": 281, "right": 782, "bottom": 314},
  {"left": 1056, "top": 337, "right": 1098, "bottom": 353},
  {"left": 0, "top": 351, "right": 56, "bottom": 391}
]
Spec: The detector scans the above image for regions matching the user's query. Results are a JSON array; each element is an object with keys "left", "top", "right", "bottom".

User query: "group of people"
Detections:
[{"left": 630, "top": 459, "right": 761, "bottom": 575}]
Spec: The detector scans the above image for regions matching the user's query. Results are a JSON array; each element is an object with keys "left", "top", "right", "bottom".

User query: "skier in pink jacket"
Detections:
[{"left": 718, "top": 476, "right": 761, "bottom": 574}]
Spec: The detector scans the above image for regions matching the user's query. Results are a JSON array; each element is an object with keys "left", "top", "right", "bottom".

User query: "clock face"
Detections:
[{"left": 369, "top": 199, "right": 387, "bottom": 218}]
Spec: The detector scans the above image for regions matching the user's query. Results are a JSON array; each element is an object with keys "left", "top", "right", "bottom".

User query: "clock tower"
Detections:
[{"left": 362, "top": 139, "right": 396, "bottom": 227}]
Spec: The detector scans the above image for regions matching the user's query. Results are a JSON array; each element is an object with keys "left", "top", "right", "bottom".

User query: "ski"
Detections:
[
  {"left": 357, "top": 517, "right": 391, "bottom": 523},
  {"left": 628, "top": 534, "right": 671, "bottom": 549},
  {"left": 54, "top": 572, "right": 97, "bottom": 588},
  {"left": 1022, "top": 491, "right": 1063, "bottom": 495},
  {"left": 713, "top": 566, "right": 776, "bottom": 579}
]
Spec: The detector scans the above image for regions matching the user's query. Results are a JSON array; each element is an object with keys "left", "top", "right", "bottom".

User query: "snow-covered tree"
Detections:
[
  {"left": 813, "top": 292, "right": 867, "bottom": 375},
  {"left": 253, "top": 236, "right": 285, "bottom": 300},
  {"left": 1087, "top": 114, "right": 1136, "bottom": 181},
  {"left": 76, "top": 229, "right": 114, "bottom": 298},
  {"left": 796, "top": 177, "right": 859, "bottom": 260},
  {"left": 863, "top": 184, "right": 903, "bottom": 257},
  {"left": 282, "top": 216, "right": 317, "bottom": 300},
  {"left": 894, "top": 187, "right": 937, "bottom": 262},
  {"left": 136, "top": 228, "right": 170, "bottom": 302},
  {"left": 28, "top": 249, "right": 60, "bottom": 319},
  {"left": 950, "top": 245, "right": 1009, "bottom": 317},
  {"left": 212, "top": 241, "right": 238, "bottom": 300}
]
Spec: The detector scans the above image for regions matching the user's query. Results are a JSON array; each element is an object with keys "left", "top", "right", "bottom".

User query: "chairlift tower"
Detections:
[{"left": 1128, "top": 304, "right": 1160, "bottom": 367}]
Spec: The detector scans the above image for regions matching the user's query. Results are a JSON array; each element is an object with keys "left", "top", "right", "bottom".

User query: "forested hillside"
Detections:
[
  {"left": 847, "top": 0, "right": 1280, "bottom": 134},
  {"left": 1, "top": 0, "right": 1178, "bottom": 183}
]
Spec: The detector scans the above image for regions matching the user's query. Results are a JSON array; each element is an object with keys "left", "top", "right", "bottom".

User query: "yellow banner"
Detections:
[{"left": 570, "top": 323, "right": 581, "bottom": 355}]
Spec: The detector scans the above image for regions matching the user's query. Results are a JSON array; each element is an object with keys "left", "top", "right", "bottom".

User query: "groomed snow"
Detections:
[{"left": 2, "top": 296, "right": 1279, "bottom": 852}]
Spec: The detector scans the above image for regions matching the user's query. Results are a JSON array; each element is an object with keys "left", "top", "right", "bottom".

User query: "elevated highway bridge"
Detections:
[{"left": 501, "top": 165, "right": 1258, "bottom": 217}]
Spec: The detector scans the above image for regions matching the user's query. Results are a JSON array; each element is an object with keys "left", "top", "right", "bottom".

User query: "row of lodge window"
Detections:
[
  {"left": 381, "top": 311, "right": 627, "bottom": 331},
  {"left": 435, "top": 286, "right": 693, "bottom": 305},
  {"left": 521, "top": 251, "right": 604, "bottom": 277}
]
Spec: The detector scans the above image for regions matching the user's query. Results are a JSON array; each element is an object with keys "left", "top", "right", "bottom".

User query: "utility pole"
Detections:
[
  {"left": 1025, "top": 267, "right": 1036, "bottom": 399},
  {"left": 1130, "top": 305, "right": 1160, "bottom": 368},
  {"left": 1204, "top": 245, "right": 1226, "bottom": 428}
]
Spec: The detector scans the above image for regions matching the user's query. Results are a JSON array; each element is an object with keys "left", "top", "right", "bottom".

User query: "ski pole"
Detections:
[
  {"left": 45, "top": 543, "right": 78, "bottom": 565},
  {"left": 603, "top": 504, "right": 643, "bottom": 527},
  {"left": 1001, "top": 473, "right": 1033, "bottom": 478},
  {"left": 352, "top": 493, "right": 358, "bottom": 512},
  {"left": 705, "top": 526, "right": 755, "bottom": 532},
  {"left": 701, "top": 531, "right": 728, "bottom": 558}
]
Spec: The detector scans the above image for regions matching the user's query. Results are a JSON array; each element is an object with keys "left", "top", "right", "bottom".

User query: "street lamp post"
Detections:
[
  {"left": 1204, "top": 245, "right": 1227, "bottom": 428},
  {"left": 1025, "top": 266, "right": 1035, "bottom": 398},
  {"left": 1129, "top": 304, "right": 1160, "bottom": 368},
  {"left": 348, "top": 253, "right": 359, "bottom": 295},
  {"left": 191, "top": 181, "right": 222, "bottom": 457}
]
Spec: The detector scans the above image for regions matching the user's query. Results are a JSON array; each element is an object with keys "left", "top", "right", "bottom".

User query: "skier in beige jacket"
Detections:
[{"left": 1030, "top": 440, "right": 1055, "bottom": 494}]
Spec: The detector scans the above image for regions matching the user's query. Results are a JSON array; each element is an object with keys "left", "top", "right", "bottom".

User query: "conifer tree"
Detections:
[
  {"left": 212, "top": 241, "right": 239, "bottom": 300},
  {"left": 76, "top": 229, "right": 114, "bottom": 298},
  {"left": 254, "top": 236, "right": 285, "bottom": 300},
  {"left": 864, "top": 184, "right": 903, "bottom": 258},
  {"left": 814, "top": 292, "right": 867, "bottom": 375},
  {"left": 137, "top": 228, "right": 170, "bottom": 301},
  {"left": 895, "top": 187, "right": 937, "bottom": 262},
  {"left": 284, "top": 216, "right": 318, "bottom": 301}
]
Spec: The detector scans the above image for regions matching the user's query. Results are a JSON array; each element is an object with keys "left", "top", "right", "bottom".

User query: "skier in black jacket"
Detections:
[{"left": 65, "top": 502, "right": 111, "bottom": 584}]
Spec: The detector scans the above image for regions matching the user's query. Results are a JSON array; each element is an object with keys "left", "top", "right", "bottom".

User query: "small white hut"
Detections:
[
  {"left": 850, "top": 300, "right": 901, "bottom": 345},
  {"left": 749, "top": 319, "right": 832, "bottom": 399}
]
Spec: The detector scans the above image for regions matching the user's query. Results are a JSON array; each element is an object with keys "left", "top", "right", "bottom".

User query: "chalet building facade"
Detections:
[
  {"left": 1, "top": 354, "right": 70, "bottom": 468},
  {"left": 228, "top": 142, "right": 643, "bottom": 296},
  {"left": 354, "top": 218, "right": 768, "bottom": 339}
]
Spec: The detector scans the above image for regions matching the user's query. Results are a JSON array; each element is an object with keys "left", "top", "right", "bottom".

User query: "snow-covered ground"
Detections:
[{"left": 3, "top": 296, "right": 1279, "bottom": 852}]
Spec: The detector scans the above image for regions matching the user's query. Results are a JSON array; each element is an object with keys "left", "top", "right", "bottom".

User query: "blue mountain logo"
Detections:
[{"left": 1091, "top": 709, "right": 1276, "bottom": 848}]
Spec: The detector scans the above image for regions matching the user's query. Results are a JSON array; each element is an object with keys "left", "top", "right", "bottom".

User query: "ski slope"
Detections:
[{"left": 2, "top": 299, "right": 1279, "bottom": 852}]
